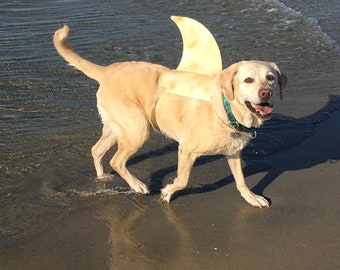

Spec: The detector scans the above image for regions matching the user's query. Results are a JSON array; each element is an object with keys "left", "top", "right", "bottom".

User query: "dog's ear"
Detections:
[
  {"left": 218, "top": 63, "right": 239, "bottom": 100},
  {"left": 269, "top": 62, "right": 287, "bottom": 99}
]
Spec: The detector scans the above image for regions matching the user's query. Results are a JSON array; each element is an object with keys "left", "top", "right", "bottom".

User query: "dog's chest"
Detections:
[
  {"left": 220, "top": 130, "right": 251, "bottom": 155},
  {"left": 180, "top": 127, "right": 251, "bottom": 156}
]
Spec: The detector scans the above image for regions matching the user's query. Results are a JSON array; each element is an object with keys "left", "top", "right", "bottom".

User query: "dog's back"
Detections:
[
  {"left": 53, "top": 25, "right": 169, "bottom": 126},
  {"left": 96, "top": 61, "right": 168, "bottom": 127}
]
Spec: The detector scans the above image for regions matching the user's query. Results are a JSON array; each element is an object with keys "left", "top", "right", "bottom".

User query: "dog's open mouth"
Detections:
[{"left": 245, "top": 101, "right": 273, "bottom": 119}]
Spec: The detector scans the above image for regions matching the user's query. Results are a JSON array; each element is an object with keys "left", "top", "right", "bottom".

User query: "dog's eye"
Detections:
[
  {"left": 244, "top": 77, "right": 254, "bottom": 83},
  {"left": 266, "top": 75, "right": 275, "bottom": 82}
]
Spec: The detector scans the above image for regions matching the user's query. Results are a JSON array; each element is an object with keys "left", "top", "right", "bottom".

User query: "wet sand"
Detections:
[{"left": 1, "top": 109, "right": 339, "bottom": 270}]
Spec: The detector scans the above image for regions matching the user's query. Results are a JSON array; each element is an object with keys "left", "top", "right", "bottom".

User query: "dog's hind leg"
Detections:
[
  {"left": 160, "top": 146, "right": 199, "bottom": 203},
  {"left": 109, "top": 122, "right": 150, "bottom": 195},
  {"left": 91, "top": 124, "right": 117, "bottom": 178}
]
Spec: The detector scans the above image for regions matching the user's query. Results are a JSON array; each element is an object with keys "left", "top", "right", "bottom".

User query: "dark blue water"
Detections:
[{"left": 0, "top": 0, "right": 339, "bottom": 236}]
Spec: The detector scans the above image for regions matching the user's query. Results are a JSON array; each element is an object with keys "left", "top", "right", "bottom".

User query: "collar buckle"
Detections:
[{"left": 249, "top": 130, "right": 257, "bottom": 139}]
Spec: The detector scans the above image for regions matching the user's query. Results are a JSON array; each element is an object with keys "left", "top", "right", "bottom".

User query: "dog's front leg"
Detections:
[
  {"left": 160, "top": 147, "right": 199, "bottom": 203},
  {"left": 227, "top": 153, "right": 269, "bottom": 208}
]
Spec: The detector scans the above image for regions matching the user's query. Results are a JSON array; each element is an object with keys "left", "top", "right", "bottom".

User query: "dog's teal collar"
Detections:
[{"left": 222, "top": 94, "right": 257, "bottom": 139}]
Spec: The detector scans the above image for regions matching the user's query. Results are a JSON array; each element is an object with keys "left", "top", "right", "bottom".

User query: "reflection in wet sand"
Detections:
[
  {"left": 97, "top": 197, "right": 152, "bottom": 269},
  {"left": 95, "top": 196, "right": 199, "bottom": 269},
  {"left": 160, "top": 203, "right": 199, "bottom": 268}
]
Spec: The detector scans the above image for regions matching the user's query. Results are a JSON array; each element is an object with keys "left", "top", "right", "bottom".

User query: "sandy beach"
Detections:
[{"left": 1, "top": 109, "right": 339, "bottom": 270}]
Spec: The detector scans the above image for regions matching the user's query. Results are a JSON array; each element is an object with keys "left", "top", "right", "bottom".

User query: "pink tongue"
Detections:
[{"left": 253, "top": 104, "right": 273, "bottom": 115}]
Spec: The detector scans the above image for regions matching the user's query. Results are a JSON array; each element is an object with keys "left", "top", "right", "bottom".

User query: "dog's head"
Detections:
[{"left": 217, "top": 60, "right": 287, "bottom": 126}]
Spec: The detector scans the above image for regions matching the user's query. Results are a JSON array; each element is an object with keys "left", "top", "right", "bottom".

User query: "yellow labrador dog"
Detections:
[{"left": 53, "top": 25, "right": 287, "bottom": 208}]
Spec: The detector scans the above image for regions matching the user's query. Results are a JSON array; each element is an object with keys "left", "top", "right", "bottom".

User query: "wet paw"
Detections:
[
  {"left": 243, "top": 192, "right": 270, "bottom": 208},
  {"left": 132, "top": 181, "right": 150, "bottom": 195},
  {"left": 160, "top": 189, "right": 171, "bottom": 203},
  {"left": 96, "top": 173, "right": 114, "bottom": 181}
]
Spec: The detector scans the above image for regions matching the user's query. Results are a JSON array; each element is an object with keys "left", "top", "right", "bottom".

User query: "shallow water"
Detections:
[{"left": 0, "top": 0, "right": 339, "bottom": 237}]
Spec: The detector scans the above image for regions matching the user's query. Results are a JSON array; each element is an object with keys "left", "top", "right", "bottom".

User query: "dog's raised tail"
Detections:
[{"left": 53, "top": 25, "right": 104, "bottom": 82}]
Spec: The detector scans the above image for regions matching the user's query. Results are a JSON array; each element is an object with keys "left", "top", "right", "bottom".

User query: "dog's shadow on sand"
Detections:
[{"left": 129, "top": 95, "right": 340, "bottom": 202}]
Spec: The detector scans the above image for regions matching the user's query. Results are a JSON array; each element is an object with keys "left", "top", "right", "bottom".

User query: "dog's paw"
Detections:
[
  {"left": 96, "top": 173, "right": 114, "bottom": 181},
  {"left": 160, "top": 189, "right": 172, "bottom": 203},
  {"left": 243, "top": 192, "right": 270, "bottom": 208},
  {"left": 131, "top": 180, "right": 150, "bottom": 195}
]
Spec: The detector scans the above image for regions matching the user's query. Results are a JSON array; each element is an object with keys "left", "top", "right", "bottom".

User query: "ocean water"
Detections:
[{"left": 0, "top": 0, "right": 339, "bottom": 236}]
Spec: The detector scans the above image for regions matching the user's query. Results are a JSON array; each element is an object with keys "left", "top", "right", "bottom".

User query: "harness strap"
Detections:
[{"left": 150, "top": 87, "right": 165, "bottom": 131}]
